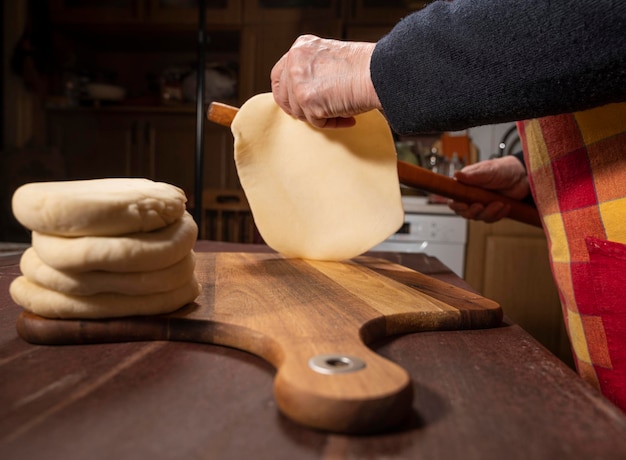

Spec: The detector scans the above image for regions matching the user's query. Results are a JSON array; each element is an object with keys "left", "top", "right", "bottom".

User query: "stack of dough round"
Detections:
[{"left": 9, "top": 178, "right": 201, "bottom": 319}]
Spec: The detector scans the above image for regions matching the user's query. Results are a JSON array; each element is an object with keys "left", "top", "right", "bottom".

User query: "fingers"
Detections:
[
  {"left": 271, "top": 44, "right": 356, "bottom": 129},
  {"left": 270, "top": 34, "right": 377, "bottom": 129},
  {"left": 271, "top": 65, "right": 356, "bottom": 129},
  {"left": 454, "top": 156, "right": 530, "bottom": 200},
  {"left": 454, "top": 164, "right": 496, "bottom": 188},
  {"left": 271, "top": 53, "right": 291, "bottom": 116},
  {"left": 448, "top": 200, "right": 512, "bottom": 223},
  {"left": 271, "top": 35, "right": 317, "bottom": 122}
]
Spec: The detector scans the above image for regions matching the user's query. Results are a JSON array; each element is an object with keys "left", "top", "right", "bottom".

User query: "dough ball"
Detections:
[
  {"left": 232, "top": 93, "right": 403, "bottom": 261},
  {"left": 20, "top": 247, "right": 196, "bottom": 296},
  {"left": 32, "top": 211, "right": 198, "bottom": 273},
  {"left": 9, "top": 274, "right": 201, "bottom": 319},
  {"left": 12, "top": 178, "right": 187, "bottom": 237}
]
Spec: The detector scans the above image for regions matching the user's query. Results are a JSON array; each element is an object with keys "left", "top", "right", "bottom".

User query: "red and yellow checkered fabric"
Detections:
[{"left": 518, "top": 102, "right": 626, "bottom": 411}]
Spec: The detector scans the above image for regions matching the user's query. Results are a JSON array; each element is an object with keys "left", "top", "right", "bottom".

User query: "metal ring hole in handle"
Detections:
[{"left": 308, "top": 354, "right": 367, "bottom": 375}]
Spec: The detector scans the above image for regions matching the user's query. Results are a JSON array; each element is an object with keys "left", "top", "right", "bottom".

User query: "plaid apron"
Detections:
[{"left": 518, "top": 102, "right": 626, "bottom": 410}]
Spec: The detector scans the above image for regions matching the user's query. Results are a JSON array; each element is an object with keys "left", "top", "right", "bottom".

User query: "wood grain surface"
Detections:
[
  {"left": 3, "top": 243, "right": 626, "bottom": 460},
  {"left": 16, "top": 252, "right": 501, "bottom": 434}
]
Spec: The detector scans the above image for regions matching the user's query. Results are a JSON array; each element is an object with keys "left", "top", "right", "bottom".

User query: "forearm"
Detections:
[{"left": 371, "top": 0, "right": 626, "bottom": 134}]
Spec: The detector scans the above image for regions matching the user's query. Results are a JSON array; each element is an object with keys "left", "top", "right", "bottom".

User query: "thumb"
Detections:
[
  {"left": 454, "top": 156, "right": 529, "bottom": 198},
  {"left": 454, "top": 163, "right": 495, "bottom": 188}
]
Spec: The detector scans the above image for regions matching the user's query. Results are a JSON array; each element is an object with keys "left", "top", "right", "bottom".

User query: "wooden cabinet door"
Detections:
[
  {"left": 346, "top": 0, "right": 427, "bottom": 25},
  {"left": 48, "top": 0, "right": 241, "bottom": 24},
  {"left": 142, "top": 113, "right": 237, "bottom": 196},
  {"left": 146, "top": 0, "right": 242, "bottom": 25},
  {"left": 48, "top": 110, "right": 237, "bottom": 196},
  {"left": 239, "top": 19, "right": 342, "bottom": 100},
  {"left": 48, "top": 111, "right": 138, "bottom": 179},
  {"left": 47, "top": 0, "right": 143, "bottom": 24},
  {"left": 200, "top": 123, "right": 238, "bottom": 191},
  {"left": 344, "top": 25, "right": 392, "bottom": 41},
  {"left": 465, "top": 219, "right": 574, "bottom": 366},
  {"left": 243, "top": 0, "right": 342, "bottom": 24}
]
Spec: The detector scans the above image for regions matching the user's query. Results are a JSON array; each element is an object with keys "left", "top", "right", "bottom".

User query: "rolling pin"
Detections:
[{"left": 207, "top": 102, "right": 542, "bottom": 228}]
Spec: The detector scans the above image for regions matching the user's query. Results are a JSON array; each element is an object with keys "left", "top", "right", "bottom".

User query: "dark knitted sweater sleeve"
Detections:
[{"left": 370, "top": 0, "right": 626, "bottom": 135}]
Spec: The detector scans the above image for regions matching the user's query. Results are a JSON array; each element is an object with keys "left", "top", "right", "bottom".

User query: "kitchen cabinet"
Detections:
[
  {"left": 346, "top": 0, "right": 428, "bottom": 25},
  {"left": 243, "top": 0, "right": 343, "bottom": 23},
  {"left": 41, "top": 0, "right": 349, "bottom": 243},
  {"left": 464, "top": 219, "right": 574, "bottom": 367},
  {"left": 147, "top": 0, "right": 242, "bottom": 25},
  {"left": 239, "top": 19, "right": 342, "bottom": 100},
  {"left": 344, "top": 0, "right": 430, "bottom": 42},
  {"left": 47, "top": 0, "right": 139, "bottom": 23},
  {"left": 35, "top": 0, "right": 431, "bottom": 243},
  {"left": 47, "top": 0, "right": 242, "bottom": 25},
  {"left": 47, "top": 108, "right": 237, "bottom": 195},
  {"left": 5, "top": 0, "right": 439, "bottom": 244},
  {"left": 238, "top": 0, "right": 343, "bottom": 99},
  {"left": 43, "top": 0, "right": 242, "bottom": 205},
  {"left": 344, "top": 25, "right": 392, "bottom": 41}
]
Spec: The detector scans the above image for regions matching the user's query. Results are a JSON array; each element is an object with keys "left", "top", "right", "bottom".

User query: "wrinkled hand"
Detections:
[
  {"left": 271, "top": 35, "right": 382, "bottom": 128},
  {"left": 448, "top": 155, "right": 530, "bottom": 223}
]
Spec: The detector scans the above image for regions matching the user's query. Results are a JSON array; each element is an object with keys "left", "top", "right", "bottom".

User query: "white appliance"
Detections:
[{"left": 371, "top": 196, "right": 468, "bottom": 278}]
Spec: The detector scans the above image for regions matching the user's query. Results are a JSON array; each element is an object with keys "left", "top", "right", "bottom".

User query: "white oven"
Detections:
[{"left": 371, "top": 196, "right": 468, "bottom": 278}]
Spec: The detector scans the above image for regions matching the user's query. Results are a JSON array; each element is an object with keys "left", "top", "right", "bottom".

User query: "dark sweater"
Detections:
[{"left": 370, "top": 0, "right": 626, "bottom": 134}]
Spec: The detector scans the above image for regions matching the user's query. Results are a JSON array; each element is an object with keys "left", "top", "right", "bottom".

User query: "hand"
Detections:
[
  {"left": 448, "top": 155, "right": 530, "bottom": 223},
  {"left": 271, "top": 35, "right": 382, "bottom": 128}
]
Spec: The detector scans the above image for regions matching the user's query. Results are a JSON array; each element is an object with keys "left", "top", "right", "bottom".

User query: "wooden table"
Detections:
[{"left": 1, "top": 241, "right": 626, "bottom": 459}]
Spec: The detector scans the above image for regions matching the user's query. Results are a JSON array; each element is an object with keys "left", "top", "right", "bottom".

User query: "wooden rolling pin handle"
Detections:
[
  {"left": 207, "top": 101, "right": 238, "bottom": 127},
  {"left": 397, "top": 161, "right": 542, "bottom": 227},
  {"left": 206, "top": 102, "right": 542, "bottom": 228}
]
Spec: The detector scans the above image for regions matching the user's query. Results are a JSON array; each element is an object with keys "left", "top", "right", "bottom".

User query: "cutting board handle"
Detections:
[
  {"left": 272, "top": 335, "right": 413, "bottom": 433},
  {"left": 16, "top": 253, "right": 502, "bottom": 434}
]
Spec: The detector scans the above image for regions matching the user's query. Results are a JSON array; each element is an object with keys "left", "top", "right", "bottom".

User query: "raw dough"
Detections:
[
  {"left": 32, "top": 211, "right": 198, "bottom": 272},
  {"left": 12, "top": 178, "right": 187, "bottom": 236},
  {"left": 20, "top": 247, "right": 196, "bottom": 296},
  {"left": 9, "top": 274, "right": 201, "bottom": 319},
  {"left": 232, "top": 93, "right": 403, "bottom": 261}
]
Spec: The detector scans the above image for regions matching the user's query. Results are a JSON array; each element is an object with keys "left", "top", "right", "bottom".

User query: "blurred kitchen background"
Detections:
[{"left": 0, "top": 0, "right": 571, "bottom": 365}]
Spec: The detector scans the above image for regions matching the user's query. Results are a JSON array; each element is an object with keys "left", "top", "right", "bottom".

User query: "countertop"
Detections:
[{"left": 1, "top": 241, "right": 626, "bottom": 460}]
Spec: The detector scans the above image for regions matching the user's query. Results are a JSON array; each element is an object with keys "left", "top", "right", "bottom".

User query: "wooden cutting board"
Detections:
[{"left": 16, "top": 252, "right": 502, "bottom": 434}]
